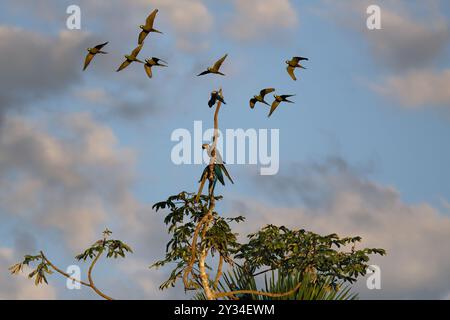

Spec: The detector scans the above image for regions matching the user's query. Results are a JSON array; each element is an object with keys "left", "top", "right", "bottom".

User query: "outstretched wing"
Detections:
[
  {"left": 138, "top": 30, "right": 148, "bottom": 45},
  {"left": 153, "top": 57, "right": 167, "bottom": 65},
  {"left": 260, "top": 88, "right": 275, "bottom": 98},
  {"left": 131, "top": 44, "right": 143, "bottom": 58},
  {"left": 116, "top": 60, "right": 131, "bottom": 72},
  {"left": 94, "top": 42, "right": 108, "bottom": 50},
  {"left": 144, "top": 64, "right": 153, "bottom": 78},
  {"left": 268, "top": 100, "right": 280, "bottom": 117},
  {"left": 249, "top": 98, "right": 257, "bottom": 109},
  {"left": 212, "top": 54, "right": 228, "bottom": 71},
  {"left": 286, "top": 66, "right": 297, "bottom": 81},
  {"left": 197, "top": 70, "right": 210, "bottom": 76},
  {"left": 145, "top": 9, "right": 158, "bottom": 29},
  {"left": 83, "top": 53, "right": 95, "bottom": 71},
  {"left": 292, "top": 56, "right": 309, "bottom": 64},
  {"left": 280, "top": 94, "right": 295, "bottom": 100}
]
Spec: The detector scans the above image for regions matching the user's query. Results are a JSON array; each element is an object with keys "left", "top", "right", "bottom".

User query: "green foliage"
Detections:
[
  {"left": 195, "top": 266, "right": 358, "bottom": 300},
  {"left": 151, "top": 191, "right": 244, "bottom": 289},
  {"left": 9, "top": 229, "right": 132, "bottom": 287},
  {"left": 75, "top": 239, "right": 133, "bottom": 261},
  {"left": 236, "top": 224, "right": 386, "bottom": 284},
  {"left": 9, "top": 254, "right": 53, "bottom": 286},
  {"left": 152, "top": 192, "right": 385, "bottom": 297}
]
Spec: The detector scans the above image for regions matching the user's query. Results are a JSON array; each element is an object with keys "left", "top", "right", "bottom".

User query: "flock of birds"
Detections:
[{"left": 82, "top": 8, "right": 309, "bottom": 118}]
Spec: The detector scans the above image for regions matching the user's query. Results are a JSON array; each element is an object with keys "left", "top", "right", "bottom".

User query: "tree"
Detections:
[
  {"left": 151, "top": 92, "right": 385, "bottom": 300},
  {"left": 9, "top": 229, "right": 132, "bottom": 300},
  {"left": 9, "top": 89, "right": 385, "bottom": 300}
]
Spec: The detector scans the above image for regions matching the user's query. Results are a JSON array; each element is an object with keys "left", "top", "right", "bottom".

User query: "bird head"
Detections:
[
  {"left": 87, "top": 48, "right": 92, "bottom": 51},
  {"left": 145, "top": 58, "right": 150, "bottom": 63},
  {"left": 207, "top": 67, "right": 212, "bottom": 72},
  {"left": 201, "top": 144, "right": 209, "bottom": 150},
  {"left": 139, "top": 25, "right": 145, "bottom": 29},
  {"left": 285, "top": 60, "right": 290, "bottom": 65}
]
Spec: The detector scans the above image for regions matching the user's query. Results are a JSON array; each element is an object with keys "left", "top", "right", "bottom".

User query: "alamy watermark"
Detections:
[
  {"left": 366, "top": 265, "right": 382, "bottom": 290},
  {"left": 367, "top": 5, "right": 382, "bottom": 30},
  {"left": 171, "top": 121, "right": 279, "bottom": 175},
  {"left": 66, "top": 265, "right": 81, "bottom": 290}
]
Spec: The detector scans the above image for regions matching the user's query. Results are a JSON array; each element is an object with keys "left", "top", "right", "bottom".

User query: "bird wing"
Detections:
[
  {"left": 145, "top": 9, "right": 158, "bottom": 28},
  {"left": 197, "top": 70, "right": 210, "bottom": 76},
  {"left": 138, "top": 31, "right": 148, "bottom": 45},
  {"left": 249, "top": 98, "right": 257, "bottom": 109},
  {"left": 116, "top": 60, "right": 131, "bottom": 72},
  {"left": 144, "top": 64, "right": 153, "bottom": 78},
  {"left": 292, "top": 56, "right": 309, "bottom": 63},
  {"left": 286, "top": 66, "right": 297, "bottom": 81},
  {"left": 153, "top": 57, "right": 168, "bottom": 66},
  {"left": 268, "top": 100, "right": 280, "bottom": 117},
  {"left": 83, "top": 53, "right": 95, "bottom": 71},
  {"left": 94, "top": 42, "right": 108, "bottom": 50},
  {"left": 208, "top": 95, "right": 216, "bottom": 108},
  {"left": 217, "top": 94, "right": 226, "bottom": 105},
  {"left": 214, "top": 165, "right": 226, "bottom": 186},
  {"left": 131, "top": 44, "right": 143, "bottom": 58},
  {"left": 212, "top": 54, "right": 228, "bottom": 71},
  {"left": 280, "top": 94, "right": 295, "bottom": 100},
  {"left": 198, "top": 166, "right": 209, "bottom": 183},
  {"left": 260, "top": 88, "right": 275, "bottom": 98},
  {"left": 219, "top": 164, "right": 234, "bottom": 184}
]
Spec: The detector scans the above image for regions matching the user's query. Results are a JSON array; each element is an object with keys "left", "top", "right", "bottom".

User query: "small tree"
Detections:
[
  {"left": 151, "top": 92, "right": 386, "bottom": 300},
  {"left": 9, "top": 229, "right": 132, "bottom": 300},
  {"left": 9, "top": 89, "right": 385, "bottom": 300}
]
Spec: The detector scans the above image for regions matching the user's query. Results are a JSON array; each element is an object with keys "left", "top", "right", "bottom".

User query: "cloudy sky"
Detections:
[{"left": 1, "top": 0, "right": 450, "bottom": 299}]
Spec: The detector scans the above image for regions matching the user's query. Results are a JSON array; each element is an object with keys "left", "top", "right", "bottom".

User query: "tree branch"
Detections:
[
  {"left": 87, "top": 248, "right": 113, "bottom": 300},
  {"left": 215, "top": 281, "right": 303, "bottom": 299},
  {"left": 40, "top": 251, "right": 90, "bottom": 287},
  {"left": 213, "top": 255, "right": 224, "bottom": 290}
]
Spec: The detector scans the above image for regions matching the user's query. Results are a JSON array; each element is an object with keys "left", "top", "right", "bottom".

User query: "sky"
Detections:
[{"left": 0, "top": 0, "right": 450, "bottom": 299}]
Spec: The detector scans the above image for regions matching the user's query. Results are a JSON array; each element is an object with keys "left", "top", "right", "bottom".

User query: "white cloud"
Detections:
[
  {"left": 80, "top": 0, "right": 213, "bottom": 52},
  {"left": 227, "top": 0, "right": 298, "bottom": 41},
  {"left": 0, "top": 113, "right": 177, "bottom": 300},
  {"left": 230, "top": 158, "right": 450, "bottom": 299},
  {"left": 321, "top": 0, "right": 450, "bottom": 70},
  {"left": 0, "top": 26, "right": 90, "bottom": 117},
  {"left": 0, "top": 113, "right": 139, "bottom": 248},
  {"left": 372, "top": 69, "right": 450, "bottom": 108},
  {"left": 0, "top": 247, "right": 57, "bottom": 299}
]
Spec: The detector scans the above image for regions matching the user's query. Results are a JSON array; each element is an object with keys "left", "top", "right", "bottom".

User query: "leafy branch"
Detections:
[
  {"left": 151, "top": 88, "right": 386, "bottom": 300},
  {"left": 9, "top": 229, "right": 132, "bottom": 300}
]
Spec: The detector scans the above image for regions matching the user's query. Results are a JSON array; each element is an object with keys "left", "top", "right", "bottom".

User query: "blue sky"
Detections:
[{"left": 0, "top": 0, "right": 450, "bottom": 299}]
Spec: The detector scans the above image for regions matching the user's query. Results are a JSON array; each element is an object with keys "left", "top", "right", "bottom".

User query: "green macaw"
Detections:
[{"left": 198, "top": 164, "right": 234, "bottom": 192}]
